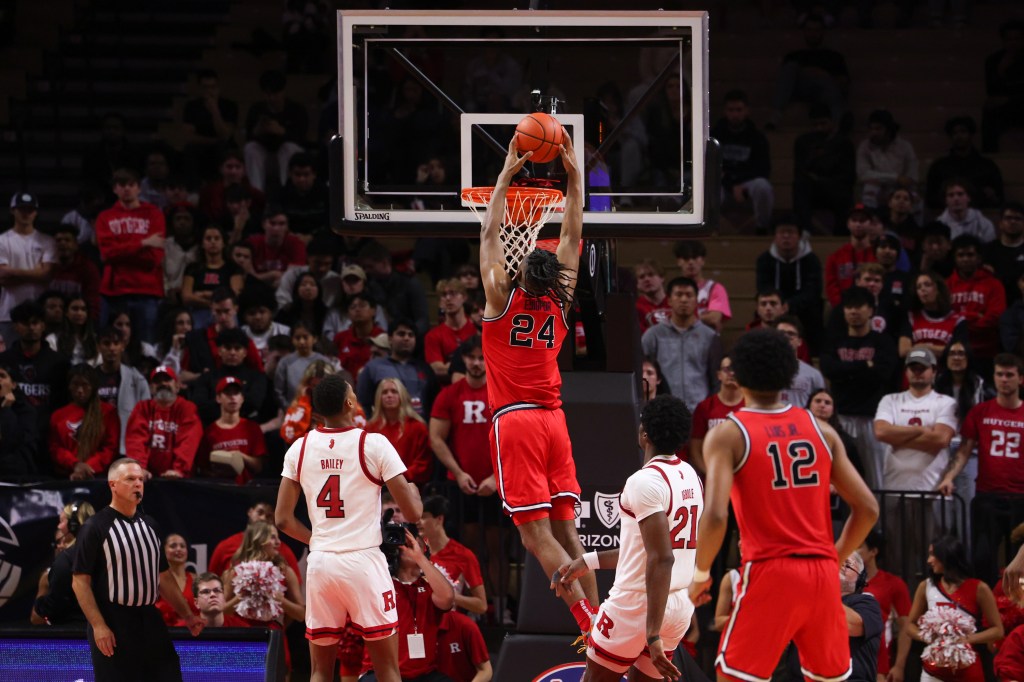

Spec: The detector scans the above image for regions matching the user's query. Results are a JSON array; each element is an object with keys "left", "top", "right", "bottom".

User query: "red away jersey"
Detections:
[
  {"left": 962, "top": 399, "right": 1024, "bottom": 494},
  {"left": 430, "top": 379, "right": 492, "bottom": 482},
  {"left": 481, "top": 287, "right": 568, "bottom": 410},
  {"left": 728, "top": 406, "right": 837, "bottom": 562}
]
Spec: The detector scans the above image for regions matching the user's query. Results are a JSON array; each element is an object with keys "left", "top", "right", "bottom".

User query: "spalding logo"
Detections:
[{"left": 533, "top": 663, "right": 626, "bottom": 681}]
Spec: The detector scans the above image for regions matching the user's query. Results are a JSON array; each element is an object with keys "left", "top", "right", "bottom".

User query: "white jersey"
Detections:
[
  {"left": 876, "top": 390, "right": 958, "bottom": 491},
  {"left": 612, "top": 455, "right": 703, "bottom": 596},
  {"left": 282, "top": 426, "right": 407, "bottom": 553}
]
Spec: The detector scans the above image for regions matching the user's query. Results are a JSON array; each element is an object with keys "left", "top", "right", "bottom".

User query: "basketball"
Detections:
[{"left": 515, "top": 112, "right": 564, "bottom": 164}]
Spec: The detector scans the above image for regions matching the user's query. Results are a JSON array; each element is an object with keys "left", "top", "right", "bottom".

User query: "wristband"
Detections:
[
  {"left": 582, "top": 551, "right": 601, "bottom": 571},
  {"left": 692, "top": 567, "right": 711, "bottom": 583},
  {"left": 647, "top": 634, "right": 661, "bottom": 645}
]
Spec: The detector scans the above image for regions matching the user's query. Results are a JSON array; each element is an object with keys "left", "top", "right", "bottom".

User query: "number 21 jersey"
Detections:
[
  {"left": 727, "top": 406, "right": 836, "bottom": 562},
  {"left": 281, "top": 426, "right": 407, "bottom": 553},
  {"left": 482, "top": 286, "right": 568, "bottom": 410}
]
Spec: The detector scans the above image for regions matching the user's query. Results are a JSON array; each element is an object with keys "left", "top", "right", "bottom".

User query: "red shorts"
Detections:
[
  {"left": 490, "top": 404, "right": 580, "bottom": 525},
  {"left": 718, "top": 557, "right": 851, "bottom": 682}
]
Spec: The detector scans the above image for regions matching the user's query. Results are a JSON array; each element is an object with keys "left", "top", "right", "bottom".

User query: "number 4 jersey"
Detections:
[
  {"left": 481, "top": 286, "right": 568, "bottom": 411},
  {"left": 281, "top": 426, "right": 407, "bottom": 553},
  {"left": 613, "top": 456, "right": 704, "bottom": 594},
  {"left": 727, "top": 406, "right": 837, "bottom": 563}
]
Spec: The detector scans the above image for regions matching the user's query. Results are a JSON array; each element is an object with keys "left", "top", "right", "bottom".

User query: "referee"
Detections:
[{"left": 72, "top": 457, "right": 204, "bottom": 680}]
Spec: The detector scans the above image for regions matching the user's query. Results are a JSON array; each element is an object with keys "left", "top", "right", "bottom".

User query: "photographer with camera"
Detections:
[{"left": 361, "top": 527, "right": 455, "bottom": 682}]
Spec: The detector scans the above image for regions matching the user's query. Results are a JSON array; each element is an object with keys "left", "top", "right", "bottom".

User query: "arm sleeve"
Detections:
[
  {"left": 247, "top": 421, "right": 267, "bottom": 458},
  {"left": 690, "top": 400, "right": 710, "bottom": 439},
  {"left": 465, "top": 617, "right": 490, "bottom": 665},
  {"left": 172, "top": 403, "right": 204, "bottom": 476},
  {"left": 856, "top": 595, "right": 885, "bottom": 640},
  {"left": 281, "top": 435, "right": 304, "bottom": 482},
  {"left": 123, "top": 404, "right": 151, "bottom": 470},
  {"left": 423, "top": 328, "right": 445, "bottom": 364},
  {"left": 72, "top": 517, "right": 101, "bottom": 575},
  {"left": 641, "top": 327, "right": 657, "bottom": 357},
  {"left": 893, "top": 576, "right": 912, "bottom": 616},
  {"left": 935, "top": 397, "right": 959, "bottom": 433},
  {"left": 707, "top": 282, "right": 732, "bottom": 318},
  {"left": 48, "top": 412, "right": 79, "bottom": 474},
  {"left": 961, "top": 404, "right": 981, "bottom": 441},
  {"left": 430, "top": 386, "right": 453, "bottom": 420},
  {"left": 621, "top": 470, "right": 671, "bottom": 522},
  {"left": 874, "top": 394, "right": 895, "bottom": 424}
]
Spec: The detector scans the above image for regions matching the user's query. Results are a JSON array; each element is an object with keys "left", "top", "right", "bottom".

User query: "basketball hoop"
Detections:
[{"left": 462, "top": 186, "right": 564, "bottom": 276}]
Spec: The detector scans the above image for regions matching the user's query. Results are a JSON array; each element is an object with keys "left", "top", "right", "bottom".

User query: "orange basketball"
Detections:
[{"left": 515, "top": 112, "right": 564, "bottom": 164}]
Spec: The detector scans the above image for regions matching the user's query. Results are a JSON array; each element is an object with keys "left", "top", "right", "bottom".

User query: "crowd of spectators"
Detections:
[{"left": 6, "top": 7, "right": 1024, "bottom": 678}]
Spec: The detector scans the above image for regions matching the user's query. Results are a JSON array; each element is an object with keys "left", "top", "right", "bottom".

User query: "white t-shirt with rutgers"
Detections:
[
  {"left": 612, "top": 455, "right": 704, "bottom": 597},
  {"left": 876, "top": 390, "right": 958, "bottom": 491},
  {"left": 282, "top": 426, "right": 407, "bottom": 553}
]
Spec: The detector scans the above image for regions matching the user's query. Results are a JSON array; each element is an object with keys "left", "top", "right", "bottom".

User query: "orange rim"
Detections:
[{"left": 461, "top": 186, "right": 563, "bottom": 208}]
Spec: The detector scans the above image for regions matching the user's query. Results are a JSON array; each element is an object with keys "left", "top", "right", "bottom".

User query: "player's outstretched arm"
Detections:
[
  {"left": 823, "top": 420, "right": 879, "bottom": 563},
  {"left": 385, "top": 473, "right": 423, "bottom": 523},
  {"left": 555, "top": 129, "right": 583, "bottom": 300},
  {"left": 639, "top": 512, "right": 681, "bottom": 681},
  {"left": 690, "top": 421, "right": 739, "bottom": 605},
  {"left": 275, "top": 477, "right": 312, "bottom": 546},
  {"left": 480, "top": 137, "right": 531, "bottom": 316}
]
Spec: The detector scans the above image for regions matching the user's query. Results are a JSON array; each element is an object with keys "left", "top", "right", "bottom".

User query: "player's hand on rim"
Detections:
[
  {"left": 94, "top": 623, "right": 116, "bottom": 656},
  {"left": 647, "top": 638, "right": 681, "bottom": 681}
]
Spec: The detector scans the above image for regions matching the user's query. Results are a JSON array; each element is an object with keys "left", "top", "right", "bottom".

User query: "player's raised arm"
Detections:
[
  {"left": 480, "top": 137, "right": 532, "bottom": 316},
  {"left": 821, "top": 418, "right": 879, "bottom": 563},
  {"left": 555, "top": 130, "right": 583, "bottom": 300}
]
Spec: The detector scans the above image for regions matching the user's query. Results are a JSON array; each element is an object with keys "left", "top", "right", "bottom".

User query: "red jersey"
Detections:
[
  {"left": 95, "top": 201, "right": 165, "bottom": 297},
  {"left": 481, "top": 287, "right": 568, "bottom": 410},
  {"left": 424, "top": 319, "right": 478, "bottom": 365},
  {"left": 365, "top": 417, "right": 433, "bottom": 485},
  {"left": 48, "top": 402, "right": 120, "bottom": 476},
  {"left": 197, "top": 419, "right": 266, "bottom": 485},
  {"left": 430, "top": 379, "right": 492, "bottom": 482},
  {"left": 429, "top": 539, "right": 484, "bottom": 591},
  {"left": 636, "top": 296, "right": 671, "bottom": 334},
  {"left": 864, "top": 569, "right": 912, "bottom": 674},
  {"left": 962, "top": 399, "right": 1024, "bottom": 494},
  {"left": 208, "top": 532, "right": 300, "bottom": 582},
  {"left": 437, "top": 611, "right": 490, "bottom": 682},
  {"left": 728, "top": 406, "right": 837, "bottom": 562},
  {"left": 905, "top": 310, "right": 966, "bottom": 348},
  {"left": 691, "top": 394, "right": 745, "bottom": 440}
]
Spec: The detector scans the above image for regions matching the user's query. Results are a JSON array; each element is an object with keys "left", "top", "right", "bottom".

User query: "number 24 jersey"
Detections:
[{"left": 481, "top": 286, "right": 568, "bottom": 410}]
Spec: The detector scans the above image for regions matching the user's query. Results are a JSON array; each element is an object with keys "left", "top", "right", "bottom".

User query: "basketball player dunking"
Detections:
[
  {"left": 689, "top": 328, "right": 879, "bottom": 682},
  {"left": 479, "top": 133, "right": 599, "bottom": 642}
]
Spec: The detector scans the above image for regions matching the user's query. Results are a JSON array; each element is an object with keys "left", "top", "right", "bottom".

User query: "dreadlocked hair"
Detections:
[{"left": 522, "top": 249, "right": 575, "bottom": 307}]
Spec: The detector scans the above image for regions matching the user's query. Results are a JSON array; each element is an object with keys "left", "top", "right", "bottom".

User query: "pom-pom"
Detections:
[
  {"left": 919, "top": 606, "right": 978, "bottom": 670},
  {"left": 232, "top": 560, "right": 285, "bottom": 622}
]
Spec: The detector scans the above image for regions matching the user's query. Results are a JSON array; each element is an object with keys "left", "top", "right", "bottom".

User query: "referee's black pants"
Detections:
[{"left": 88, "top": 603, "right": 181, "bottom": 682}]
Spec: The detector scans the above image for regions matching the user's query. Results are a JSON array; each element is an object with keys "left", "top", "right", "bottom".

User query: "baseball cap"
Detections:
[
  {"left": 150, "top": 366, "right": 178, "bottom": 382},
  {"left": 10, "top": 192, "right": 38, "bottom": 210},
  {"left": 848, "top": 203, "right": 871, "bottom": 219},
  {"left": 905, "top": 347, "right": 937, "bottom": 367},
  {"left": 216, "top": 327, "right": 250, "bottom": 348},
  {"left": 216, "top": 376, "right": 245, "bottom": 394},
  {"left": 369, "top": 332, "right": 390, "bottom": 351},
  {"left": 341, "top": 264, "right": 366, "bottom": 281}
]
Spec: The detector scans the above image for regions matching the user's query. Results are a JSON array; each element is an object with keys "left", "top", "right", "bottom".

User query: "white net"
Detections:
[{"left": 462, "top": 186, "right": 564, "bottom": 276}]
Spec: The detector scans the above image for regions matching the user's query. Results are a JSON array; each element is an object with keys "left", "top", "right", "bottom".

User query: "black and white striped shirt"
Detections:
[{"left": 73, "top": 507, "right": 166, "bottom": 607}]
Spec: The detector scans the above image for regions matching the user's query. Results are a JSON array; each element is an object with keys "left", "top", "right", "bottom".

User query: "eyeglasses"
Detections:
[{"left": 198, "top": 587, "right": 223, "bottom": 596}]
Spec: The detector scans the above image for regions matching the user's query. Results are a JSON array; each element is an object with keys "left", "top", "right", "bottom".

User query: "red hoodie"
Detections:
[
  {"left": 49, "top": 402, "right": 120, "bottom": 476},
  {"left": 825, "top": 243, "right": 876, "bottom": 307},
  {"left": 124, "top": 396, "right": 203, "bottom": 476},
  {"left": 948, "top": 267, "right": 1007, "bottom": 358},
  {"left": 95, "top": 201, "right": 165, "bottom": 297}
]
